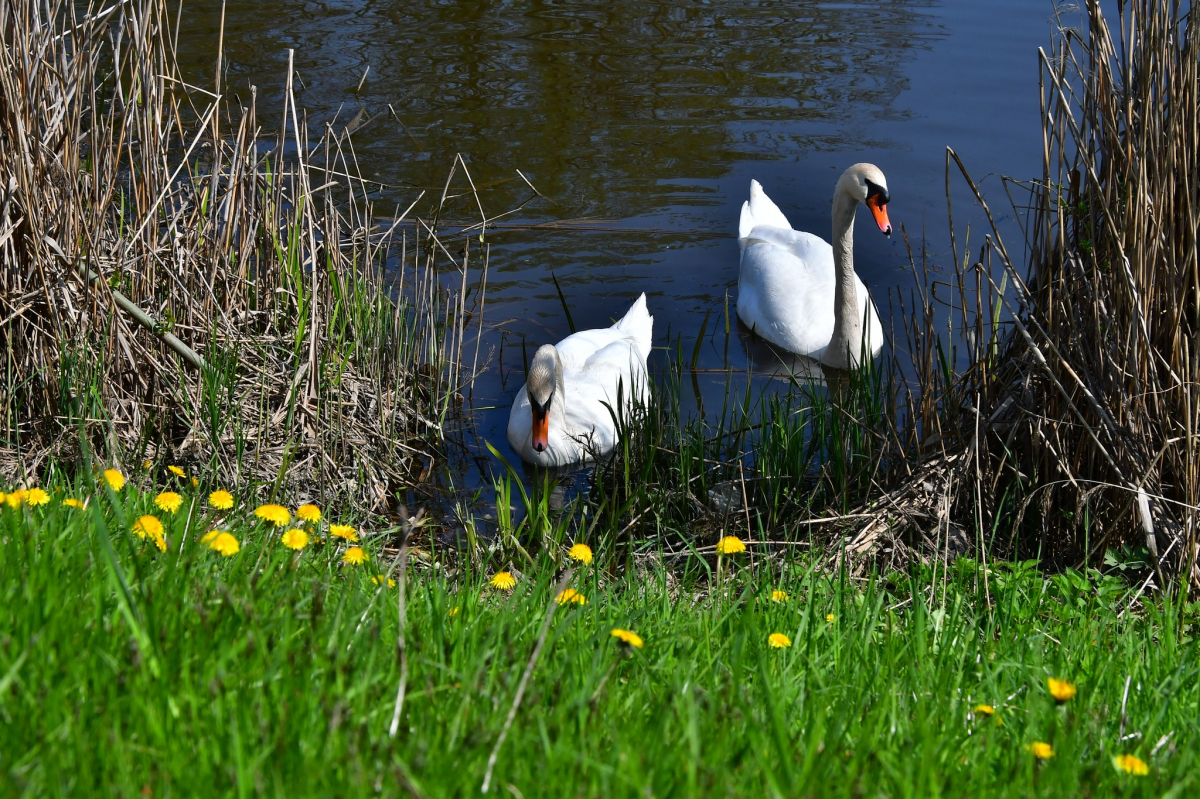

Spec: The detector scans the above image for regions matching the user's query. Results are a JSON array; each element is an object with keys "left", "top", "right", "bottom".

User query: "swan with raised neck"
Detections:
[{"left": 735, "top": 163, "right": 890, "bottom": 369}]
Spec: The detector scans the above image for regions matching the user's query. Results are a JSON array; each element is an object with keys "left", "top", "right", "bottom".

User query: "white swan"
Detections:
[
  {"left": 736, "top": 163, "right": 891, "bottom": 369},
  {"left": 507, "top": 294, "right": 653, "bottom": 467}
]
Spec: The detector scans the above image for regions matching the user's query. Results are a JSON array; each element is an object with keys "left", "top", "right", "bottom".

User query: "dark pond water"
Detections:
[{"left": 177, "top": 0, "right": 1068, "bottom": 489}]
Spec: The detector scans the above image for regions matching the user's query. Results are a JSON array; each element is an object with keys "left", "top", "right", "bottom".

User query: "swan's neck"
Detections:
[
  {"left": 827, "top": 188, "right": 861, "bottom": 369},
  {"left": 549, "top": 347, "right": 568, "bottom": 428}
]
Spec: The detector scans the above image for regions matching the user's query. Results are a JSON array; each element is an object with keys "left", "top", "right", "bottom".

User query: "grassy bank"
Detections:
[{"left": 2, "top": 478, "right": 1195, "bottom": 796}]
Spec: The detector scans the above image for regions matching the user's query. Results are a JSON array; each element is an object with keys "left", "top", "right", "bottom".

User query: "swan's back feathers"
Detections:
[
  {"left": 612, "top": 292, "right": 653, "bottom": 361},
  {"left": 738, "top": 180, "right": 792, "bottom": 241}
]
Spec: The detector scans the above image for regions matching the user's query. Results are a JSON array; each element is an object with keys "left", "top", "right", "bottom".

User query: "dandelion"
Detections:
[
  {"left": 5, "top": 490, "right": 25, "bottom": 508},
  {"left": 568, "top": 543, "right": 594, "bottom": 564},
  {"left": 1026, "top": 742, "right": 1054, "bottom": 760},
  {"left": 168, "top": 465, "right": 186, "bottom": 478},
  {"left": 208, "top": 532, "right": 240, "bottom": 556},
  {"left": 826, "top": 614, "right": 837, "bottom": 623},
  {"left": 556, "top": 588, "right": 586, "bottom": 606},
  {"left": 190, "top": 477, "right": 199, "bottom": 488},
  {"left": 611, "top": 628, "right": 644, "bottom": 649},
  {"left": 0, "top": 492, "right": 6, "bottom": 506},
  {"left": 154, "top": 491, "right": 184, "bottom": 514},
  {"left": 132, "top": 515, "right": 166, "bottom": 551},
  {"left": 296, "top": 504, "right": 322, "bottom": 523},
  {"left": 330, "top": 523, "right": 358, "bottom": 542},
  {"left": 281, "top": 528, "right": 309, "bottom": 550},
  {"left": 342, "top": 547, "right": 367, "bottom": 565},
  {"left": 973, "top": 704, "right": 996, "bottom": 716},
  {"left": 448, "top": 606, "right": 460, "bottom": 617},
  {"left": 1047, "top": 677, "right": 1076, "bottom": 703},
  {"left": 132, "top": 514, "right": 165, "bottom": 541},
  {"left": 1112, "top": 754, "right": 1149, "bottom": 776},
  {"left": 254, "top": 504, "right": 291, "bottom": 527},
  {"left": 25, "top": 488, "right": 50, "bottom": 507},
  {"left": 371, "top": 574, "right": 396, "bottom": 588},
  {"left": 489, "top": 571, "right": 516, "bottom": 591},
  {"left": 103, "top": 469, "right": 125, "bottom": 491},
  {"left": 208, "top": 490, "right": 234, "bottom": 510},
  {"left": 768, "top": 633, "right": 792, "bottom": 649},
  {"left": 715, "top": 535, "right": 745, "bottom": 554},
  {"left": 142, "top": 459, "right": 153, "bottom": 470},
  {"left": 200, "top": 530, "right": 220, "bottom": 544},
  {"left": 771, "top": 590, "right": 789, "bottom": 603},
  {"left": 62, "top": 498, "right": 85, "bottom": 509}
]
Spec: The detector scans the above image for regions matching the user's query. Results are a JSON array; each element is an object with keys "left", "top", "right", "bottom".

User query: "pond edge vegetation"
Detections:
[{"left": 1, "top": 0, "right": 1198, "bottom": 593}]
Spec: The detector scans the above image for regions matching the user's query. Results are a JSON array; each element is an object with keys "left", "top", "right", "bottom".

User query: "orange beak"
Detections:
[
  {"left": 531, "top": 407, "right": 549, "bottom": 453},
  {"left": 866, "top": 195, "right": 892, "bottom": 236}
]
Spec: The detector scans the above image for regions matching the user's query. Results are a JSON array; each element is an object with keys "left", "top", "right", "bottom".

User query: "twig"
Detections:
[{"left": 481, "top": 569, "right": 574, "bottom": 793}]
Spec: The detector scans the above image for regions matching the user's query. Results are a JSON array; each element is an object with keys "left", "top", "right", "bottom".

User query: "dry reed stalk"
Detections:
[{"left": 0, "top": 0, "right": 494, "bottom": 515}]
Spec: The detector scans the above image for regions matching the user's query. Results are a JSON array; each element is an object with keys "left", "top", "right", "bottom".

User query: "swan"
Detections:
[
  {"left": 736, "top": 163, "right": 891, "bottom": 369},
  {"left": 507, "top": 293, "right": 653, "bottom": 467}
]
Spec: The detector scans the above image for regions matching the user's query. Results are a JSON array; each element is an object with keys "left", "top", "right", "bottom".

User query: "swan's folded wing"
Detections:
[{"left": 741, "top": 226, "right": 833, "bottom": 272}]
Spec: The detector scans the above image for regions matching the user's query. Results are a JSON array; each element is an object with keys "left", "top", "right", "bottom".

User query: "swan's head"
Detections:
[
  {"left": 526, "top": 344, "right": 559, "bottom": 453},
  {"left": 838, "top": 163, "right": 892, "bottom": 237}
]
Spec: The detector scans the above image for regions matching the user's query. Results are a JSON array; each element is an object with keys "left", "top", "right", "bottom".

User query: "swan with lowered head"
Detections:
[
  {"left": 507, "top": 293, "right": 653, "bottom": 467},
  {"left": 736, "top": 163, "right": 891, "bottom": 369}
]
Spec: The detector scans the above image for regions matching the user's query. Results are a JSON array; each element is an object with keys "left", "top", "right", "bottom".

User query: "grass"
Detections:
[{"left": 2, "top": 475, "right": 1197, "bottom": 797}]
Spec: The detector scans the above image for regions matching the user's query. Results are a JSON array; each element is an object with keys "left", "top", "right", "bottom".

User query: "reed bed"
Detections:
[
  {"left": 0, "top": 0, "right": 481, "bottom": 512},
  {"left": 923, "top": 0, "right": 1200, "bottom": 586}
]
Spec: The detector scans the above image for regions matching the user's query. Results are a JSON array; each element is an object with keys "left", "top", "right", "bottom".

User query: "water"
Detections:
[{"left": 178, "top": 0, "right": 1062, "bottom": 489}]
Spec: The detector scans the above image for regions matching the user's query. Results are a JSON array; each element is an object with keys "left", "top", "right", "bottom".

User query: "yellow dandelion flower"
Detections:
[
  {"left": 973, "top": 704, "right": 996, "bottom": 716},
  {"left": 371, "top": 574, "right": 397, "bottom": 588},
  {"left": 568, "top": 543, "right": 594, "bottom": 564},
  {"left": 768, "top": 632, "right": 792, "bottom": 649},
  {"left": 282, "top": 528, "right": 309, "bottom": 550},
  {"left": 1026, "top": 742, "right": 1054, "bottom": 760},
  {"left": 0, "top": 492, "right": 6, "bottom": 506},
  {"left": 448, "top": 606, "right": 460, "bottom": 617},
  {"left": 5, "top": 489, "right": 25, "bottom": 508},
  {"left": 342, "top": 546, "right": 367, "bottom": 565},
  {"left": 209, "top": 532, "right": 240, "bottom": 556},
  {"left": 715, "top": 535, "right": 746, "bottom": 554},
  {"left": 154, "top": 491, "right": 184, "bottom": 514},
  {"left": 611, "top": 628, "right": 644, "bottom": 649},
  {"left": 556, "top": 588, "right": 586, "bottom": 606},
  {"left": 190, "top": 477, "right": 199, "bottom": 488},
  {"left": 296, "top": 504, "right": 322, "bottom": 523},
  {"left": 62, "top": 498, "right": 85, "bottom": 509},
  {"left": 826, "top": 614, "right": 837, "bottom": 623},
  {"left": 1112, "top": 754, "right": 1149, "bottom": 776},
  {"left": 330, "top": 523, "right": 358, "bottom": 542},
  {"left": 771, "top": 589, "right": 789, "bottom": 603},
  {"left": 152, "top": 534, "right": 166, "bottom": 552},
  {"left": 1047, "top": 677, "right": 1076, "bottom": 703},
  {"left": 25, "top": 488, "right": 50, "bottom": 507},
  {"left": 254, "top": 504, "right": 291, "bottom": 527},
  {"left": 200, "top": 530, "right": 221, "bottom": 544},
  {"left": 208, "top": 490, "right": 234, "bottom": 510},
  {"left": 132, "top": 515, "right": 165, "bottom": 541},
  {"left": 103, "top": 469, "right": 125, "bottom": 491},
  {"left": 168, "top": 465, "right": 186, "bottom": 478},
  {"left": 142, "top": 459, "right": 153, "bottom": 470},
  {"left": 489, "top": 571, "right": 516, "bottom": 591}
]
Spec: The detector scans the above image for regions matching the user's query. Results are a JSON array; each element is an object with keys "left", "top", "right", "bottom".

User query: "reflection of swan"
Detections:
[
  {"left": 736, "top": 164, "right": 891, "bottom": 369},
  {"left": 507, "top": 294, "right": 653, "bottom": 467}
]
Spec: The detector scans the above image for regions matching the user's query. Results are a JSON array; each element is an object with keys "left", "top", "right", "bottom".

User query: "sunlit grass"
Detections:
[{"left": 1, "top": 477, "right": 1195, "bottom": 796}]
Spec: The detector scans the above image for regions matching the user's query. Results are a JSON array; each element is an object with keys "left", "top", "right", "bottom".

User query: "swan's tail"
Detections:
[
  {"left": 738, "top": 179, "right": 792, "bottom": 242},
  {"left": 614, "top": 292, "right": 654, "bottom": 361}
]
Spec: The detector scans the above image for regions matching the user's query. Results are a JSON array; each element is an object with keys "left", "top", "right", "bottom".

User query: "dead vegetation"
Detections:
[{"left": 0, "top": 0, "right": 484, "bottom": 513}]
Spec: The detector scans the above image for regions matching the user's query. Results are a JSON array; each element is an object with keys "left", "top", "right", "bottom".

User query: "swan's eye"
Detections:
[{"left": 865, "top": 179, "right": 890, "bottom": 205}]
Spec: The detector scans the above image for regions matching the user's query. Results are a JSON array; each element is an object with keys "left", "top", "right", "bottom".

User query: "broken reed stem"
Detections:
[{"left": 480, "top": 569, "right": 575, "bottom": 794}]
